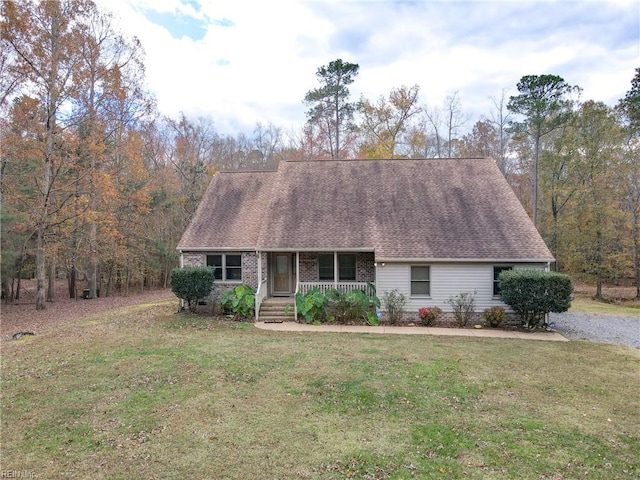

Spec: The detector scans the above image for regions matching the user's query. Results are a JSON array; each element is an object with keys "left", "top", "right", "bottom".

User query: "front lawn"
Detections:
[{"left": 2, "top": 298, "right": 638, "bottom": 479}]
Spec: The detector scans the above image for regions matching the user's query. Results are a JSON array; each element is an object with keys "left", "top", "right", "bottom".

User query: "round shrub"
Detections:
[
  {"left": 483, "top": 306, "right": 506, "bottom": 328},
  {"left": 418, "top": 306, "right": 442, "bottom": 326}
]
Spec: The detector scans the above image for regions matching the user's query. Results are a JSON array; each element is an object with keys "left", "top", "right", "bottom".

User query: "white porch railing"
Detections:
[
  {"left": 298, "top": 282, "right": 375, "bottom": 296},
  {"left": 255, "top": 278, "right": 268, "bottom": 321}
]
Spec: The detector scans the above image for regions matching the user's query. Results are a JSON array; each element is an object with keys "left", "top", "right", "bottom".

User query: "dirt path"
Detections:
[{"left": 1, "top": 280, "right": 176, "bottom": 340}]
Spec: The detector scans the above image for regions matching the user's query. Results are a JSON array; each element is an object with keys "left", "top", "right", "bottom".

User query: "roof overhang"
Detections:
[
  {"left": 177, "top": 246, "right": 257, "bottom": 252},
  {"left": 374, "top": 257, "right": 555, "bottom": 263}
]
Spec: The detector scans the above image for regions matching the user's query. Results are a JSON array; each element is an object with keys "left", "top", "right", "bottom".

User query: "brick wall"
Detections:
[
  {"left": 182, "top": 252, "right": 205, "bottom": 267},
  {"left": 299, "top": 253, "right": 318, "bottom": 282},
  {"left": 357, "top": 252, "right": 375, "bottom": 283},
  {"left": 297, "top": 252, "right": 375, "bottom": 283},
  {"left": 243, "top": 252, "right": 259, "bottom": 289},
  {"left": 180, "top": 251, "right": 259, "bottom": 288}
]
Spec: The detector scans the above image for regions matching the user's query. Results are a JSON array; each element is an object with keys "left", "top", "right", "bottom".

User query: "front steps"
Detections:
[{"left": 258, "top": 297, "right": 295, "bottom": 323}]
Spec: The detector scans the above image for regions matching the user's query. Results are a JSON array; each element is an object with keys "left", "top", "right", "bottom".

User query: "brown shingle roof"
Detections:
[
  {"left": 178, "top": 170, "right": 277, "bottom": 250},
  {"left": 178, "top": 158, "right": 554, "bottom": 261}
]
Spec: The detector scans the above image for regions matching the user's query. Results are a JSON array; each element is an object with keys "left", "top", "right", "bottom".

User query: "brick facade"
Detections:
[
  {"left": 180, "top": 251, "right": 259, "bottom": 288},
  {"left": 356, "top": 252, "right": 375, "bottom": 283},
  {"left": 298, "top": 252, "right": 375, "bottom": 282},
  {"left": 182, "top": 252, "right": 205, "bottom": 267},
  {"left": 242, "top": 252, "right": 259, "bottom": 289},
  {"left": 299, "top": 253, "right": 318, "bottom": 282}
]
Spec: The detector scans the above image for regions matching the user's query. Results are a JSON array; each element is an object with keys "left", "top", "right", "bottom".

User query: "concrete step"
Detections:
[
  {"left": 259, "top": 298, "right": 295, "bottom": 322},
  {"left": 259, "top": 316, "right": 292, "bottom": 323},
  {"left": 259, "top": 307, "right": 295, "bottom": 314}
]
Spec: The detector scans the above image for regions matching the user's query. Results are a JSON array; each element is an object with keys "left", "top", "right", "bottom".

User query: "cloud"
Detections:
[{"left": 95, "top": 0, "right": 639, "bottom": 135}]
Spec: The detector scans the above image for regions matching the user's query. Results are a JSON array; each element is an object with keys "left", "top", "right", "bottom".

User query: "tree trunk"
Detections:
[
  {"left": 35, "top": 222, "right": 47, "bottom": 310},
  {"left": 87, "top": 222, "right": 98, "bottom": 298},
  {"left": 47, "top": 256, "right": 55, "bottom": 302},
  {"left": 36, "top": 3, "right": 61, "bottom": 311},
  {"left": 532, "top": 133, "right": 540, "bottom": 227},
  {"left": 68, "top": 265, "right": 76, "bottom": 299},
  {"left": 632, "top": 200, "right": 640, "bottom": 299}
]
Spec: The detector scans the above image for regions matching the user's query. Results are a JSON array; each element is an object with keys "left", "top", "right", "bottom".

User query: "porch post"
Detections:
[
  {"left": 334, "top": 251, "right": 338, "bottom": 289},
  {"left": 295, "top": 252, "right": 300, "bottom": 293},
  {"left": 257, "top": 251, "right": 262, "bottom": 284}
]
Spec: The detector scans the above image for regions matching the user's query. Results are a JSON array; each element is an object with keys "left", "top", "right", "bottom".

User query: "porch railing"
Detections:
[
  {"left": 298, "top": 282, "right": 375, "bottom": 297},
  {"left": 255, "top": 278, "right": 268, "bottom": 321}
]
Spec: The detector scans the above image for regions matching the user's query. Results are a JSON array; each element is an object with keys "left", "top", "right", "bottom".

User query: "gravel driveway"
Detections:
[{"left": 549, "top": 312, "right": 640, "bottom": 349}]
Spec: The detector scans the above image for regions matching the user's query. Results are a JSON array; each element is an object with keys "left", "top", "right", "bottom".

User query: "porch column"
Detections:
[
  {"left": 257, "top": 251, "right": 262, "bottom": 283},
  {"left": 334, "top": 251, "right": 338, "bottom": 289},
  {"left": 295, "top": 252, "right": 300, "bottom": 293}
]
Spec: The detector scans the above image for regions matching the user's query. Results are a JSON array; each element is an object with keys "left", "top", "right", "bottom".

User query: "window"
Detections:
[
  {"left": 319, "top": 254, "right": 334, "bottom": 281},
  {"left": 225, "top": 254, "right": 242, "bottom": 280},
  {"left": 207, "top": 254, "right": 222, "bottom": 280},
  {"left": 206, "top": 253, "right": 243, "bottom": 282},
  {"left": 411, "top": 266, "right": 430, "bottom": 296},
  {"left": 493, "top": 266, "right": 513, "bottom": 296},
  {"left": 338, "top": 254, "right": 356, "bottom": 281}
]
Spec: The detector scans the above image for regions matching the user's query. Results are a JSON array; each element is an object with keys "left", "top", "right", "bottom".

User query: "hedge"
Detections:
[{"left": 499, "top": 269, "right": 573, "bottom": 329}]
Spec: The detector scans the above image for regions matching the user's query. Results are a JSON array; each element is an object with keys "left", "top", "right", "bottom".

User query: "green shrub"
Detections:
[
  {"left": 295, "top": 288, "right": 327, "bottom": 324},
  {"left": 383, "top": 289, "right": 407, "bottom": 324},
  {"left": 296, "top": 287, "right": 381, "bottom": 325},
  {"left": 170, "top": 266, "right": 215, "bottom": 312},
  {"left": 499, "top": 269, "right": 573, "bottom": 329},
  {"left": 221, "top": 284, "right": 256, "bottom": 320},
  {"left": 447, "top": 291, "right": 476, "bottom": 327},
  {"left": 483, "top": 306, "right": 506, "bottom": 328},
  {"left": 344, "top": 289, "right": 381, "bottom": 325}
]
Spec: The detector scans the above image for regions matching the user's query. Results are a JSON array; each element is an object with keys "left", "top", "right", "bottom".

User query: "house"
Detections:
[{"left": 177, "top": 158, "right": 554, "bottom": 321}]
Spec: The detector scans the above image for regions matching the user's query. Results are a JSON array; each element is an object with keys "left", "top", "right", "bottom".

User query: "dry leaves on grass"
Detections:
[{"left": 1, "top": 280, "right": 176, "bottom": 340}]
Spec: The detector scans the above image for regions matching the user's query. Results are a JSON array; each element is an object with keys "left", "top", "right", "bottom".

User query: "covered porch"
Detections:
[{"left": 255, "top": 251, "right": 376, "bottom": 320}]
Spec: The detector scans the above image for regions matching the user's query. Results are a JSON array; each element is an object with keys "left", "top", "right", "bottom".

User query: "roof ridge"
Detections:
[{"left": 282, "top": 157, "right": 490, "bottom": 163}]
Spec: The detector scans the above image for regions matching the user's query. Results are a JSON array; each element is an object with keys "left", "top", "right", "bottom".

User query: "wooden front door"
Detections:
[{"left": 273, "top": 253, "right": 291, "bottom": 295}]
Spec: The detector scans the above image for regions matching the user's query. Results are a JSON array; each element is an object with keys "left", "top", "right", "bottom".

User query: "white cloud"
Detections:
[{"left": 95, "top": 0, "right": 639, "bottom": 135}]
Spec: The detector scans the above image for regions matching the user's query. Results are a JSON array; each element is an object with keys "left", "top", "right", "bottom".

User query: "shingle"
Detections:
[
  {"left": 178, "top": 159, "right": 554, "bottom": 261},
  {"left": 177, "top": 170, "right": 277, "bottom": 250}
]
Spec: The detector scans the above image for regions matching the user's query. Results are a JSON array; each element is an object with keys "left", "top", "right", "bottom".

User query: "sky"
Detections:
[{"left": 94, "top": 0, "right": 639, "bottom": 136}]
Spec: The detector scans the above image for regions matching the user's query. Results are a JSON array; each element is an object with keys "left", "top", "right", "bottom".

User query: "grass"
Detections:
[
  {"left": 570, "top": 282, "right": 640, "bottom": 316},
  {"left": 570, "top": 296, "right": 640, "bottom": 316},
  {"left": 1, "top": 298, "right": 639, "bottom": 479}
]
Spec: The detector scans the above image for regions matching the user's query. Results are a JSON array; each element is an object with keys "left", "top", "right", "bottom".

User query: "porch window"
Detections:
[
  {"left": 206, "top": 253, "right": 242, "bottom": 282},
  {"left": 410, "top": 266, "right": 430, "bottom": 296},
  {"left": 319, "top": 254, "right": 334, "bottom": 280},
  {"left": 338, "top": 254, "right": 357, "bottom": 281},
  {"left": 493, "top": 266, "right": 513, "bottom": 296}
]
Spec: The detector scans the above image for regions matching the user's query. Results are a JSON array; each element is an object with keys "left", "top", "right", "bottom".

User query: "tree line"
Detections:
[{"left": 1, "top": 0, "right": 638, "bottom": 310}]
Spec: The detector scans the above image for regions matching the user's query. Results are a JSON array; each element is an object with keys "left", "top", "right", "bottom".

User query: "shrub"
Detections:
[
  {"left": 447, "top": 291, "right": 476, "bottom": 327},
  {"left": 170, "top": 266, "right": 215, "bottom": 312},
  {"left": 483, "top": 306, "right": 505, "bottom": 328},
  {"left": 344, "top": 289, "right": 381, "bottom": 325},
  {"left": 383, "top": 289, "right": 407, "bottom": 324},
  {"left": 418, "top": 306, "right": 442, "bottom": 326},
  {"left": 295, "top": 288, "right": 327, "bottom": 324},
  {"left": 221, "top": 284, "right": 256, "bottom": 320},
  {"left": 300, "top": 287, "right": 381, "bottom": 325},
  {"left": 499, "top": 269, "right": 573, "bottom": 329}
]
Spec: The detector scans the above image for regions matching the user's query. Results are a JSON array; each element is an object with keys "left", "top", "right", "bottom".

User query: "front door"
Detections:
[{"left": 273, "top": 253, "right": 291, "bottom": 295}]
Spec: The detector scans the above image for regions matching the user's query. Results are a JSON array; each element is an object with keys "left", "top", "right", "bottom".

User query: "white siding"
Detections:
[{"left": 376, "top": 262, "right": 548, "bottom": 313}]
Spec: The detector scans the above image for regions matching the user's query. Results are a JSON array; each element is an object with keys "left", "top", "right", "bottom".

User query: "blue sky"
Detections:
[{"left": 95, "top": 0, "right": 639, "bottom": 136}]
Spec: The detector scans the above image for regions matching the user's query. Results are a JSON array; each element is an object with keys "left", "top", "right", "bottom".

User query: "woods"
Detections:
[{"left": 1, "top": 0, "right": 638, "bottom": 308}]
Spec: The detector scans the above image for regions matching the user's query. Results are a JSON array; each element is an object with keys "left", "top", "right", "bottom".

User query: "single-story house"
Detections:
[{"left": 177, "top": 158, "right": 554, "bottom": 321}]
